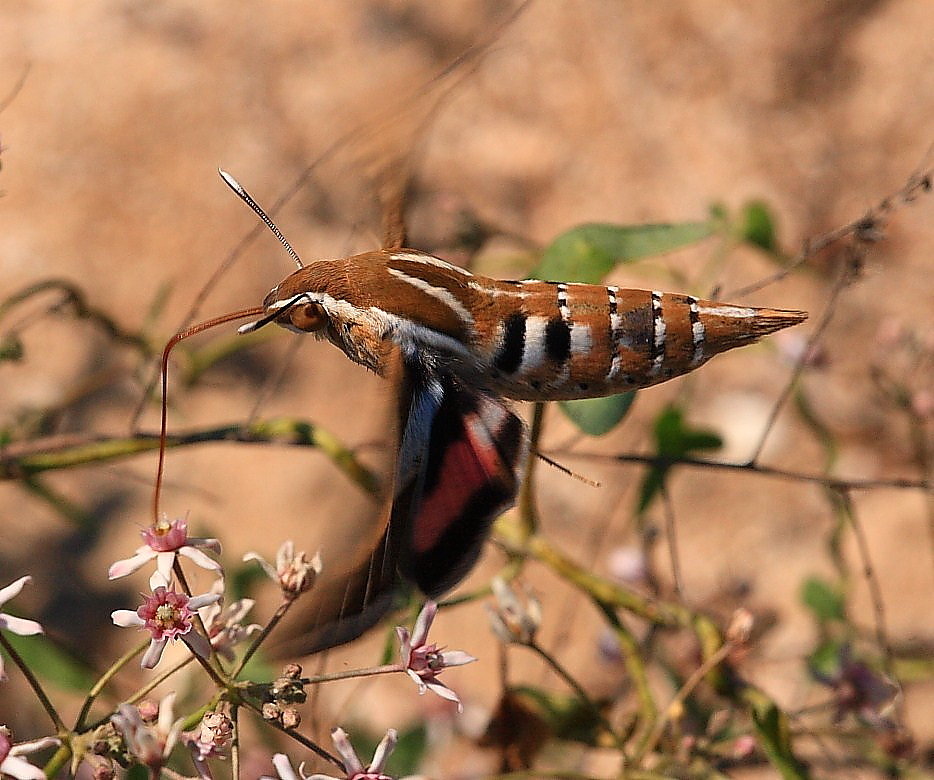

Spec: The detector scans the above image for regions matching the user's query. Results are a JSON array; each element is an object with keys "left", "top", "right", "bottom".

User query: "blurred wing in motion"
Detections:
[
  {"left": 272, "top": 349, "right": 527, "bottom": 655},
  {"left": 393, "top": 361, "right": 528, "bottom": 598}
]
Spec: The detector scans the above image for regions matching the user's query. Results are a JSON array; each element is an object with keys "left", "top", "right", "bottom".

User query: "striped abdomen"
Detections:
[
  {"left": 470, "top": 282, "right": 807, "bottom": 400},
  {"left": 263, "top": 249, "right": 807, "bottom": 401}
]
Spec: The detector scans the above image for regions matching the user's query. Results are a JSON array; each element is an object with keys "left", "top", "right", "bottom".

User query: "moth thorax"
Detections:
[{"left": 284, "top": 302, "right": 327, "bottom": 333}]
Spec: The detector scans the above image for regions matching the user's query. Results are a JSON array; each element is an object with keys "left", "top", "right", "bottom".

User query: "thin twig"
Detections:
[
  {"left": 0, "top": 278, "right": 151, "bottom": 353},
  {"left": 660, "top": 486, "right": 684, "bottom": 601},
  {"left": 0, "top": 632, "right": 67, "bottom": 732},
  {"left": 635, "top": 642, "right": 734, "bottom": 764},
  {"left": 74, "top": 638, "right": 149, "bottom": 730},
  {"left": 834, "top": 490, "right": 896, "bottom": 691},
  {"left": 526, "top": 640, "right": 624, "bottom": 750},
  {"left": 240, "top": 698, "right": 343, "bottom": 770},
  {"left": 0, "top": 420, "right": 380, "bottom": 496},
  {"left": 749, "top": 253, "right": 855, "bottom": 464},
  {"left": 573, "top": 451, "right": 927, "bottom": 491},
  {"left": 723, "top": 159, "right": 933, "bottom": 299}
]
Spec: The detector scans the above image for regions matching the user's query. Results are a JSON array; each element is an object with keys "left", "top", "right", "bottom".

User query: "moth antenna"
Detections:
[
  {"left": 153, "top": 305, "right": 266, "bottom": 522},
  {"left": 537, "top": 452, "right": 601, "bottom": 488},
  {"left": 219, "top": 169, "right": 304, "bottom": 269}
]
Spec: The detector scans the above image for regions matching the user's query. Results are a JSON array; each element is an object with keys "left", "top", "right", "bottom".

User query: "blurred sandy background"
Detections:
[{"left": 1, "top": 1, "right": 932, "bottom": 775}]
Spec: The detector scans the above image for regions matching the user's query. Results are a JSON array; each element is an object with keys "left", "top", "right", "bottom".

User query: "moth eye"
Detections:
[{"left": 288, "top": 302, "right": 327, "bottom": 332}]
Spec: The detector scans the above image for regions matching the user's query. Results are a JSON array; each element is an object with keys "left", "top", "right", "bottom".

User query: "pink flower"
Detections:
[
  {"left": 814, "top": 646, "right": 898, "bottom": 728},
  {"left": 263, "top": 728, "right": 407, "bottom": 780},
  {"left": 185, "top": 709, "right": 234, "bottom": 779},
  {"left": 0, "top": 577, "right": 44, "bottom": 682},
  {"left": 0, "top": 725, "right": 58, "bottom": 780},
  {"left": 111, "top": 693, "right": 182, "bottom": 771},
  {"left": 396, "top": 602, "right": 476, "bottom": 713},
  {"left": 243, "top": 541, "right": 321, "bottom": 599},
  {"left": 109, "top": 515, "right": 221, "bottom": 590},
  {"left": 485, "top": 577, "right": 542, "bottom": 646},
  {"left": 198, "top": 579, "right": 261, "bottom": 661},
  {"left": 111, "top": 586, "right": 220, "bottom": 668}
]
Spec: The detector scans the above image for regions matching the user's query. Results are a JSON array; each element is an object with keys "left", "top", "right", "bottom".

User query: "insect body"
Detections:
[
  {"left": 242, "top": 247, "right": 806, "bottom": 650},
  {"left": 221, "top": 172, "right": 806, "bottom": 650},
  {"left": 253, "top": 249, "right": 807, "bottom": 402}
]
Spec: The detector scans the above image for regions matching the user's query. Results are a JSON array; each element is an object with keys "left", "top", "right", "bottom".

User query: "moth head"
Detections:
[
  {"left": 239, "top": 275, "right": 330, "bottom": 336},
  {"left": 262, "top": 288, "right": 328, "bottom": 334}
]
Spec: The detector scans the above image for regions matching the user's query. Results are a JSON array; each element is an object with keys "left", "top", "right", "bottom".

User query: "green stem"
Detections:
[
  {"left": 0, "top": 278, "right": 152, "bottom": 354},
  {"left": 634, "top": 642, "right": 733, "bottom": 764},
  {"left": 0, "top": 632, "right": 66, "bottom": 732},
  {"left": 302, "top": 663, "right": 401, "bottom": 684},
  {"left": 230, "top": 705, "right": 240, "bottom": 780},
  {"left": 517, "top": 403, "right": 546, "bottom": 536},
  {"left": 527, "top": 641, "right": 623, "bottom": 750},
  {"left": 42, "top": 743, "right": 72, "bottom": 778},
  {"left": 240, "top": 698, "right": 343, "bottom": 770},
  {"left": 232, "top": 597, "right": 293, "bottom": 679},
  {"left": 0, "top": 419, "right": 380, "bottom": 496},
  {"left": 75, "top": 638, "right": 149, "bottom": 730}
]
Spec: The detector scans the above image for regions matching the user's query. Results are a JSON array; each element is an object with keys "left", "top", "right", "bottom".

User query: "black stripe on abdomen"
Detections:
[
  {"left": 493, "top": 312, "right": 527, "bottom": 374},
  {"left": 545, "top": 316, "right": 572, "bottom": 364}
]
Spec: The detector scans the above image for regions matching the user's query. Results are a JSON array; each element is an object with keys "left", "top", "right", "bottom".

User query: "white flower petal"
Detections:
[
  {"left": 0, "top": 754, "right": 46, "bottom": 779},
  {"left": 368, "top": 728, "right": 398, "bottom": 772},
  {"left": 188, "top": 537, "right": 222, "bottom": 554},
  {"left": 242, "top": 552, "right": 277, "bottom": 581},
  {"left": 188, "top": 592, "right": 222, "bottom": 611},
  {"left": 406, "top": 669, "right": 427, "bottom": 695},
  {"left": 439, "top": 650, "right": 477, "bottom": 668},
  {"left": 411, "top": 602, "right": 437, "bottom": 647},
  {"left": 425, "top": 679, "right": 463, "bottom": 711},
  {"left": 155, "top": 551, "right": 177, "bottom": 586},
  {"left": 157, "top": 692, "right": 178, "bottom": 735},
  {"left": 149, "top": 568, "right": 172, "bottom": 591},
  {"left": 141, "top": 638, "right": 168, "bottom": 669},
  {"left": 111, "top": 610, "right": 145, "bottom": 628},
  {"left": 0, "top": 576, "right": 32, "bottom": 606},
  {"left": 395, "top": 626, "right": 411, "bottom": 665},
  {"left": 225, "top": 598, "right": 255, "bottom": 624},
  {"left": 0, "top": 614, "right": 43, "bottom": 636},
  {"left": 108, "top": 549, "right": 155, "bottom": 580},
  {"left": 183, "top": 630, "right": 213, "bottom": 660},
  {"left": 199, "top": 601, "right": 221, "bottom": 627},
  {"left": 267, "top": 753, "right": 301, "bottom": 780},
  {"left": 330, "top": 728, "right": 363, "bottom": 773},
  {"left": 10, "top": 736, "right": 60, "bottom": 754},
  {"left": 179, "top": 546, "right": 221, "bottom": 571}
]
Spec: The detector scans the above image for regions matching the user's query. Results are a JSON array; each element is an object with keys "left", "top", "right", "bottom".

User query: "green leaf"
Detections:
[
  {"left": 4, "top": 632, "right": 96, "bottom": 693},
  {"left": 512, "top": 686, "right": 605, "bottom": 746},
  {"left": 126, "top": 764, "right": 149, "bottom": 780},
  {"left": 746, "top": 689, "right": 810, "bottom": 779},
  {"left": 653, "top": 406, "right": 723, "bottom": 457},
  {"left": 801, "top": 577, "right": 846, "bottom": 623},
  {"left": 637, "top": 405, "right": 722, "bottom": 513},
  {"left": 531, "top": 221, "right": 714, "bottom": 284},
  {"left": 807, "top": 639, "right": 845, "bottom": 680},
  {"left": 559, "top": 392, "right": 636, "bottom": 436},
  {"left": 739, "top": 200, "right": 778, "bottom": 253}
]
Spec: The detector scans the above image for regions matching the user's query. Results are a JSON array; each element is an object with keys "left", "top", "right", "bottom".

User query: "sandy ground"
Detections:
[{"left": 0, "top": 2, "right": 932, "bottom": 776}]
